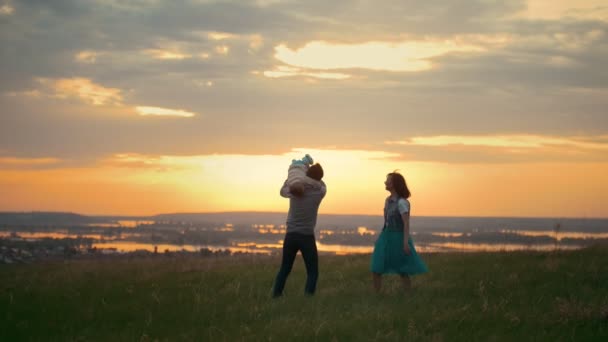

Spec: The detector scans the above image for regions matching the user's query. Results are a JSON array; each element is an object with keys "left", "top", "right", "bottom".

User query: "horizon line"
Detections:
[{"left": 1, "top": 210, "right": 607, "bottom": 220}]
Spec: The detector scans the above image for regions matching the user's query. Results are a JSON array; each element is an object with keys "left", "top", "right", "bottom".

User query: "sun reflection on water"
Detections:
[
  {"left": 91, "top": 241, "right": 272, "bottom": 255},
  {"left": 3, "top": 223, "right": 606, "bottom": 256},
  {"left": 87, "top": 220, "right": 155, "bottom": 228},
  {"left": 357, "top": 226, "right": 376, "bottom": 236},
  {"left": 501, "top": 230, "right": 608, "bottom": 241},
  {"left": 0, "top": 231, "right": 141, "bottom": 240},
  {"left": 420, "top": 242, "right": 582, "bottom": 252},
  {"left": 431, "top": 232, "right": 465, "bottom": 238}
]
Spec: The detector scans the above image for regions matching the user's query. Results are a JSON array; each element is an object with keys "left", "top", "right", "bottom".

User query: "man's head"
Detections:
[{"left": 306, "top": 163, "right": 324, "bottom": 181}]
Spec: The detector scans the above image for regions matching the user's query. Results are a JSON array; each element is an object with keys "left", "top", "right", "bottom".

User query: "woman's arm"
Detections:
[
  {"left": 402, "top": 212, "right": 410, "bottom": 238},
  {"left": 402, "top": 211, "right": 411, "bottom": 255}
]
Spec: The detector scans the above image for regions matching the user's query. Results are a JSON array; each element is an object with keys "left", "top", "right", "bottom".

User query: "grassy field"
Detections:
[{"left": 1, "top": 246, "right": 607, "bottom": 341}]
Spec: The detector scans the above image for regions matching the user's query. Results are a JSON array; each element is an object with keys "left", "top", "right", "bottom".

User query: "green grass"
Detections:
[{"left": 1, "top": 247, "right": 608, "bottom": 341}]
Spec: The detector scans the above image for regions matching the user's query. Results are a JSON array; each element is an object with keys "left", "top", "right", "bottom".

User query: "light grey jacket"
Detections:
[{"left": 280, "top": 179, "right": 326, "bottom": 235}]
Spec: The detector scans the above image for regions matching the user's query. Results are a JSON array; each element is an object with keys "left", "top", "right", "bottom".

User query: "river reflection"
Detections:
[
  {"left": 89, "top": 240, "right": 583, "bottom": 255},
  {"left": 501, "top": 230, "right": 608, "bottom": 241},
  {"left": 236, "top": 242, "right": 283, "bottom": 249},
  {"left": 87, "top": 220, "right": 155, "bottom": 228},
  {"left": 2, "top": 225, "right": 606, "bottom": 255},
  {"left": 431, "top": 232, "right": 465, "bottom": 238},
  {"left": 92, "top": 241, "right": 273, "bottom": 255},
  {"left": 419, "top": 242, "right": 582, "bottom": 253},
  {"left": 316, "top": 242, "right": 373, "bottom": 255},
  {"left": 0, "top": 231, "right": 141, "bottom": 240}
]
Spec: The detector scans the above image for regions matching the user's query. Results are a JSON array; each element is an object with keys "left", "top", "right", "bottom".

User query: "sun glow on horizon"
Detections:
[
  {"left": 2, "top": 0, "right": 608, "bottom": 222},
  {"left": 0, "top": 157, "right": 61, "bottom": 167},
  {"left": 1, "top": 147, "right": 607, "bottom": 217}
]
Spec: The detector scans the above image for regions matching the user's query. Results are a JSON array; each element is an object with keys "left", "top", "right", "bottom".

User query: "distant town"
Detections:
[{"left": 2, "top": 212, "right": 607, "bottom": 264}]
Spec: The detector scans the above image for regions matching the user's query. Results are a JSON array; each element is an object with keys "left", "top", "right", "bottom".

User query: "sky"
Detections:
[{"left": 1, "top": 0, "right": 607, "bottom": 217}]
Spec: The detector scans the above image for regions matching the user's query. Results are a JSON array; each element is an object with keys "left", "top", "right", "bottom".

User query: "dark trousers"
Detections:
[{"left": 272, "top": 233, "right": 319, "bottom": 297}]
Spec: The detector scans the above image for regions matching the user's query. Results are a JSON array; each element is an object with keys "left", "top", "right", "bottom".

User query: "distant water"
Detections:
[
  {"left": 318, "top": 215, "right": 608, "bottom": 233},
  {"left": 2, "top": 214, "right": 607, "bottom": 255}
]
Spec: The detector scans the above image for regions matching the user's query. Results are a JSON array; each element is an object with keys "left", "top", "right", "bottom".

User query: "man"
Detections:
[{"left": 272, "top": 163, "right": 326, "bottom": 297}]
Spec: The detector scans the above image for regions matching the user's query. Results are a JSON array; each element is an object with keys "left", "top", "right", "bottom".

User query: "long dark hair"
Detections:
[{"left": 388, "top": 172, "right": 411, "bottom": 199}]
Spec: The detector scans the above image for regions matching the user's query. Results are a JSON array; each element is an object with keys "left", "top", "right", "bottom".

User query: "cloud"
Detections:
[
  {"left": 208, "top": 31, "right": 236, "bottom": 40},
  {"left": 143, "top": 49, "right": 192, "bottom": 60},
  {"left": 517, "top": 0, "right": 608, "bottom": 21},
  {"left": 273, "top": 40, "right": 484, "bottom": 72},
  {"left": 0, "top": 156, "right": 61, "bottom": 168},
  {"left": 248, "top": 34, "right": 265, "bottom": 51},
  {"left": 35, "top": 78, "right": 123, "bottom": 106},
  {"left": 214, "top": 45, "right": 230, "bottom": 55},
  {"left": 74, "top": 50, "right": 100, "bottom": 64},
  {"left": 260, "top": 65, "right": 351, "bottom": 79},
  {"left": 386, "top": 135, "right": 608, "bottom": 150},
  {"left": 99, "top": 153, "right": 185, "bottom": 171},
  {"left": 0, "top": 3, "right": 14, "bottom": 15},
  {"left": 100, "top": 148, "right": 401, "bottom": 175},
  {"left": 384, "top": 134, "right": 608, "bottom": 163},
  {"left": 135, "top": 106, "right": 197, "bottom": 118},
  {"left": 4, "top": 90, "right": 43, "bottom": 98},
  {"left": 1, "top": 0, "right": 608, "bottom": 164},
  {"left": 2, "top": 1, "right": 605, "bottom": 91}
]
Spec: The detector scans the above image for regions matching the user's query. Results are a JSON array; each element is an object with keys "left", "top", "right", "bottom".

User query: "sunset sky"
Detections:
[{"left": 1, "top": 0, "right": 607, "bottom": 217}]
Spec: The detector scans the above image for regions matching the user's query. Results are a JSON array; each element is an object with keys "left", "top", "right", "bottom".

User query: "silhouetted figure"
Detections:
[
  {"left": 371, "top": 172, "right": 428, "bottom": 293},
  {"left": 272, "top": 161, "right": 326, "bottom": 297}
]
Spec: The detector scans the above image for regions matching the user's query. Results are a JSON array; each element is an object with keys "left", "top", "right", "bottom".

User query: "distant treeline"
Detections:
[{"left": 1, "top": 211, "right": 607, "bottom": 232}]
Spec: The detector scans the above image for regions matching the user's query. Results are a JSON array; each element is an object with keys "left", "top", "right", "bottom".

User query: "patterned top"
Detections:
[{"left": 383, "top": 195, "right": 410, "bottom": 232}]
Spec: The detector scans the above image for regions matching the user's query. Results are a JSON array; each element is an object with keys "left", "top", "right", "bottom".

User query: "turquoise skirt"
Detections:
[{"left": 370, "top": 230, "right": 428, "bottom": 275}]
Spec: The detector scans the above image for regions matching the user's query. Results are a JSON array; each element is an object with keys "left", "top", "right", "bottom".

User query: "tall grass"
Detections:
[{"left": 1, "top": 247, "right": 607, "bottom": 341}]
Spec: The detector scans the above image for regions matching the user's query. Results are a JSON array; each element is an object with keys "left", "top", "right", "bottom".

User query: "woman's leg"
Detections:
[
  {"left": 399, "top": 274, "right": 411, "bottom": 291},
  {"left": 372, "top": 272, "right": 382, "bottom": 293}
]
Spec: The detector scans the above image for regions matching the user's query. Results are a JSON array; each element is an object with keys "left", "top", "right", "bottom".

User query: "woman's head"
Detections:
[{"left": 385, "top": 172, "right": 410, "bottom": 199}]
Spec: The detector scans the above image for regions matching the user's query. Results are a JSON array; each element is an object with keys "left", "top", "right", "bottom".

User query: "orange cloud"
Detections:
[
  {"left": 37, "top": 77, "right": 123, "bottom": 106},
  {"left": 135, "top": 106, "right": 197, "bottom": 118},
  {"left": 2, "top": 150, "right": 608, "bottom": 217},
  {"left": 386, "top": 135, "right": 608, "bottom": 151},
  {"left": 0, "top": 157, "right": 61, "bottom": 167},
  {"left": 74, "top": 50, "right": 100, "bottom": 63},
  {"left": 143, "top": 49, "right": 192, "bottom": 60}
]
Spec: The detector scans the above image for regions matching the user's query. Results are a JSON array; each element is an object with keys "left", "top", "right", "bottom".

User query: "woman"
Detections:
[{"left": 370, "top": 172, "right": 428, "bottom": 292}]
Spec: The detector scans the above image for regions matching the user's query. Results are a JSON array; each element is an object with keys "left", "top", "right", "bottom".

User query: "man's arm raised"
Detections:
[{"left": 280, "top": 180, "right": 292, "bottom": 198}]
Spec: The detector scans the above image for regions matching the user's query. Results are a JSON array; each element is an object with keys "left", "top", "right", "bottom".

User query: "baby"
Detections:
[{"left": 286, "top": 154, "right": 318, "bottom": 197}]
